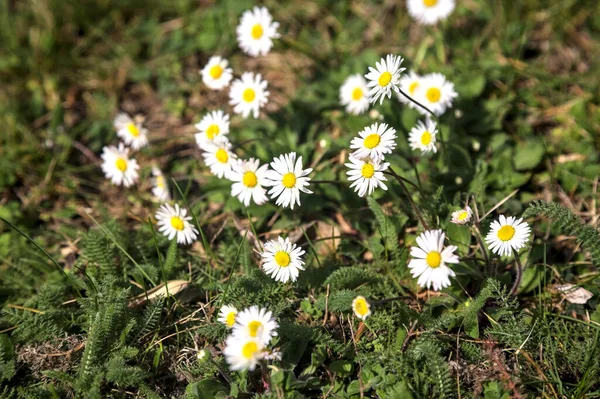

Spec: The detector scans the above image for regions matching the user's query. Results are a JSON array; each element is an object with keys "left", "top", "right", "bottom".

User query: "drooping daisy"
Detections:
[
  {"left": 485, "top": 215, "right": 531, "bottom": 257},
  {"left": 408, "top": 229, "right": 459, "bottom": 291},
  {"left": 352, "top": 296, "right": 371, "bottom": 320},
  {"left": 408, "top": 119, "right": 438, "bottom": 154},
  {"left": 407, "top": 0, "right": 456, "bottom": 25},
  {"left": 350, "top": 122, "right": 397, "bottom": 161},
  {"left": 451, "top": 206, "right": 473, "bottom": 225},
  {"left": 236, "top": 6, "right": 280, "bottom": 57},
  {"left": 340, "top": 74, "right": 370, "bottom": 115},
  {"left": 113, "top": 113, "right": 149, "bottom": 150},
  {"left": 101, "top": 143, "right": 139, "bottom": 187},
  {"left": 263, "top": 152, "right": 313, "bottom": 210},
  {"left": 194, "top": 110, "right": 230, "bottom": 149},
  {"left": 260, "top": 237, "right": 306, "bottom": 283},
  {"left": 223, "top": 335, "right": 265, "bottom": 371},
  {"left": 229, "top": 72, "right": 270, "bottom": 119},
  {"left": 229, "top": 158, "right": 269, "bottom": 206},
  {"left": 217, "top": 305, "right": 238, "bottom": 329},
  {"left": 345, "top": 156, "right": 389, "bottom": 197},
  {"left": 200, "top": 56, "right": 233, "bottom": 90},
  {"left": 397, "top": 70, "right": 422, "bottom": 107},
  {"left": 151, "top": 167, "right": 170, "bottom": 202},
  {"left": 201, "top": 136, "right": 238, "bottom": 179},
  {"left": 415, "top": 72, "right": 457, "bottom": 116},
  {"left": 365, "top": 54, "right": 405, "bottom": 105},
  {"left": 232, "top": 306, "right": 278, "bottom": 345},
  {"left": 155, "top": 203, "right": 199, "bottom": 245}
]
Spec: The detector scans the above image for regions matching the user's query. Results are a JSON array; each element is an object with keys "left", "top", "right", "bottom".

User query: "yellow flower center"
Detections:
[
  {"left": 274, "top": 251, "right": 291, "bottom": 267},
  {"left": 378, "top": 71, "right": 392, "bottom": 87},
  {"left": 458, "top": 211, "right": 469, "bottom": 221},
  {"left": 421, "top": 131, "right": 432, "bottom": 146},
  {"left": 361, "top": 163, "right": 375, "bottom": 178},
  {"left": 426, "top": 251, "right": 442, "bottom": 268},
  {"left": 364, "top": 134, "right": 381, "bottom": 149},
  {"left": 423, "top": 0, "right": 438, "bottom": 6},
  {"left": 156, "top": 175, "right": 165, "bottom": 189},
  {"left": 243, "top": 88, "right": 256, "bottom": 103},
  {"left": 170, "top": 216, "right": 184, "bottom": 231},
  {"left": 282, "top": 173, "right": 296, "bottom": 188},
  {"left": 351, "top": 87, "right": 363, "bottom": 101},
  {"left": 354, "top": 298, "right": 369, "bottom": 316},
  {"left": 209, "top": 65, "right": 223, "bottom": 79},
  {"left": 127, "top": 123, "right": 140, "bottom": 137},
  {"left": 248, "top": 321, "right": 263, "bottom": 337},
  {"left": 242, "top": 341, "right": 259, "bottom": 359},
  {"left": 243, "top": 171, "right": 258, "bottom": 188},
  {"left": 115, "top": 158, "right": 128, "bottom": 172},
  {"left": 226, "top": 311, "right": 236, "bottom": 327},
  {"left": 497, "top": 225, "right": 516, "bottom": 241},
  {"left": 206, "top": 124, "right": 220, "bottom": 140},
  {"left": 251, "top": 23, "right": 264, "bottom": 39},
  {"left": 426, "top": 87, "right": 441, "bottom": 103},
  {"left": 409, "top": 81, "right": 419, "bottom": 95},
  {"left": 215, "top": 149, "right": 229, "bottom": 164}
]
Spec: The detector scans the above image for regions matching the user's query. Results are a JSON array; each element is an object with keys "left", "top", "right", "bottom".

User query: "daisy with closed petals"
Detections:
[
  {"left": 229, "top": 72, "right": 270, "bottom": 119},
  {"left": 408, "top": 119, "right": 438, "bottom": 154},
  {"left": 365, "top": 54, "right": 405, "bottom": 105},
  {"left": 101, "top": 143, "right": 139, "bottom": 187},
  {"left": 345, "top": 156, "right": 389, "bottom": 197},
  {"left": 232, "top": 306, "right": 278, "bottom": 345},
  {"left": 151, "top": 167, "right": 170, "bottom": 202},
  {"left": 485, "top": 215, "right": 531, "bottom": 257},
  {"left": 451, "top": 206, "right": 472, "bottom": 225},
  {"left": 114, "top": 113, "right": 149, "bottom": 150},
  {"left": 236, "top": 6, "right": 280, "bottom": 57},
  {"left": 201, "top": 136, "right": 237, "bottom": 179},
  {"left": 415, "top": 72, "right": 457, "bottom": 116},
  {"left": 155, "top": 203, "right": 199, "bottom": 245},
  {"left": 218, "top": 305, "right": 238, "bottom": 329},
  {"left": 340, "top": 74, "right": 370, "bottom": 115},
  {"left": 350, "top": 122, "right": 397, "bottom": 161},
  {"left": 407, "top": 0, "right": 456, "bottom": 25},
  {"left": 223, "top": 335, "right": 265, "bottom": 371},
  {"left": 397, "top": 70, "right": 422, "bottom": 108},
  {"left": 408, "top": 229, "right": 459, "bottom": 291},
  {"left": 229, "top": 158, "right": 269, "bottom": 206},
  {"left": 264, "top": 152, "right": 312, "bottom": 210},
  {"left": 352, "top": 296, "right": 371, "bottom": 320},
  {"left": 260, "top": 237, "right": 306, "bottom": 283},
  {"left": 201, "top": 56, "right": 233, "bottom": 90},
  {"left": 194, "top": 110, "right": 230, "bottom": 149}
]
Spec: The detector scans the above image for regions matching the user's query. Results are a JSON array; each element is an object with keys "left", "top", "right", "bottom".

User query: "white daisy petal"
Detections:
[
  {"left": 155, "top": 203, "right": 199, "bottom": 246},
  {"left": 201, "top": 56, "right": 233, "bottom": 90},
  {"left": 408, "top": 118, "right": 438, "bottom": 154},
  {"left": 451, "top": 206, "right": 473, "bottom": 225},
  {"left": 114, "top": 113, "right": 149, "bottom": 150},
  {"left": 350, "top": 122, "right": 397, "bottom": 161},
  {"left": 194, "top": 110, "right": 230, "bottom": 149},
  {"left": 344, "top": 156, "right": 389, "bottom": 197},
  {"left": 365, "top": 54, "right": 405, "bottom": 105},
  {"left": 340, "top": 74, "right": 370, "bottom": 115},
  {"left": 407, "top": 0, "right": 456, "bottom": 25},
  {"left": 485, "top": 215, "right": 531, "bottom": 257},
  {"left": 229, "top": 72, "right": 270, "bottom": 119},
  {"left": 352, "top": 296, "right": 371, "bottom": 320},
  {"left": 408, "top": 229, "right": 458, "bottom": 291},
  {"left": 101, "top": 143, "right": 139, "bottom": 187},
  {"left": 260, "top": 236, "right": 305, "bottom": 283},
  {"left": 236, "top": 6, "right": 280, "bottom": 57},
  {"left": 229, "top": 158, "right": 269, "bottom": 206},
  {"left": 263, "top": 152, "right": 312, "bottom": 209},
  {"left": 201, "top": 136, "right": 238, "bottom": 179}
]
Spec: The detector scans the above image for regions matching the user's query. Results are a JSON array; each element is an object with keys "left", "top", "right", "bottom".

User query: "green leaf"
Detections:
[
  {"left": 329, "top": 360, "right": 353, "bottom": 377},
  {"left": 514, "top": 139, "right": 545, "bottom": 171},
  {"left": 186, "top": 379, "right": 228, "bottom": 399}
]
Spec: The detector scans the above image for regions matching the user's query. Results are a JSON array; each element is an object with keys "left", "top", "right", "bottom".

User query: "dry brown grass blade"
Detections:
[
  {"left": 129, "top": 280, "right": 190, "bottom": 307},
  {"left": 482, "top": 189, "right": 519, "bottom": 220}
]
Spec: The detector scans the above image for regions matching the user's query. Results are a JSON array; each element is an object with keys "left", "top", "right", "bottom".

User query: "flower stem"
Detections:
[
  {"left": 387, "top": 166, "right": 429, "bottom": 230},
  {"left": 510, "top": 249, "right": 524, "bottom": 296}
]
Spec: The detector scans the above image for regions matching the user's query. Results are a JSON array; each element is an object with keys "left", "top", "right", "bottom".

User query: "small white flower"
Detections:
[
  {"left": 194, "top": 110, "right": 230, "bottom": 150},
  {"left": 408, "top": 119, "right": 438, "bottom": 154},
  {"left": 201, "top": 56, "right": 233, "bottom": 90},
  {"left": 232, "top": 306, "right": 278, "bottom": 345},
  {"left": 407, "top": 0, "right": 456, "bottom": 25},
  {"left": 345, "top": 156, "right": 389, "bottom": 197},
  {"left": 415, "top": 72, "right": 457, "bottom": 116},
  {"left": 201, "top": 136, "right": 238, "bottom": 179},
  {"left": 352, "top": 296, "right": 371, "bottom": 320},
  {"left": 218, "top": 305, "right": 238, "bottom": 329},
  {"left": 365, "top": 54, "right": 405, "bottom": 105},
  {"left": 340, "top": 74, "right": 370, "bottom": 115},
  {"left": 350, "top": 122, "right": 397, "bottom": 161},
  {"left": 223, "top": 335, "right": 265, "bottom": 371},
  {"left": 114, "top": 113, "right": 149, "bottom": 150},
  {"left": 229, "top": 72, "right": 270, "bottom": 119},
  {"left": 151, "top": 167, "right": 170, "bottom": 202},
  {"left": 236, "top": 6, "right": 280, "bottom": 57},
  {"left": 408, "top": 229, "right": 459, "bottom": 291},
  {"left": 263, "top": 152, "right": 313, "bottom": 210},
  {"left": 397, "top": 70, "right": 422, "bottom": 108},
  {"left": 260, "top": 237, "right": 306, "bottom": 283},
  {"left": 229, "top": 158, "right": 270, "bottom": 206},
  {"left": 451, "top": 206, "right": 472, "bottom": 225},
  {"left": 155, "top": 203, "right": 199, "bottom": 245},
  {"left": 485, "top": 215, "right": 531, "bottom": 257},
  {"left": 101, "top": 143, "right": 139, "bottom": 187}
]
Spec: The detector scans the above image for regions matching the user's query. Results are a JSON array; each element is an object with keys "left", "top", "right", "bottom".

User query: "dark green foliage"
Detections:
[
  {"left": 322, "top": 266, "right": 382, "bottom": 290},
  {"left": 0, "top": 335, "right": 16, "bottom": 382}
]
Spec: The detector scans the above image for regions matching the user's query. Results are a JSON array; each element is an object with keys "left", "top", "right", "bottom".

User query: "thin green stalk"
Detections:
[
  {"left": 246, "top": 211, "right": 263, "bottom": 252},
  {"left": 302, "top": 227, "right": 323, "bottom": 268},
  {"left": 225, "top": 229, "right": 248, "bottom": 295},
  {"left": 387, "top": 166, "right": 430, "bottom": 230},
  {"left": 510, "top": 249, "right": 524, "bottom": 296},
  {"left": 148, "top": 217, "right": 170, "bottom": 301}
]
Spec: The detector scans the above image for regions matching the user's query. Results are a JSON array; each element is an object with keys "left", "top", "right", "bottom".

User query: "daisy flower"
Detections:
[
  {"left": 485, "top": 215, "right": 531, "bottom": 257},
  {"left": 415, "top": 72, "right": 457, "bottom": 116},
  {"left": 201, "top": 136, "right": 238, "bottom": 179},
  {"left": 451, "top": 206, "right": 472, "bottom": 225},
  {"left": 229, "top": 158, "right": 270, "bottom": 206},
  {"left": 260, "top": 237, "right": 306, "bottom": 283},
  {"left": 263, "top": 152, "right": 313, "bottom": 210},
  {"left": 408, "top": 119, "right": 438, "bottom": 154},
  {"left": 151, "top": 167, "right": 170, "bottom": 202},
  {"left": 229, "top": 72, "right": 270, "bottom": 119},
  {"left": 217, "top": 305, "right": 238, "bottom": 329},
  {"left": 408, "top": 229, "right": 459, "bottom": 291},
  {"left": 350, "top": 122, "right": 397, "bottom": 161},
  {"left": 155, "top": 203, "right": 199, "bottom": 245},
  {"left": 232, "top": 306, "right": 278, "bottom": 345},
  {"left": 236, "top": 6, "right": 280, "bottom": 57},
  {"left": 407, "top": 0, "right": 456, "bottom": 25},
  {"left": 194, "top": 110, "right": 230, "bottom": 149},
  {"left": 352, "top": 296, "right": 372, "bottom": 320},
  {"left": 101, "top": 143, "right": 139, "bottom": 187},
  {"left": 345, "top": 156, "right": 389, "bottom": 197},
  {"left": 339, "top": 74, "right": 370, "bottom": 115},
  {"left": 223, "top": 335, "right": 265, "bottom": 371},
  {"left": 397, "top": 70, "right": 422, "bottom": 107},
  {"left": 200, "top": 56, "right": 233, "bottom": 90},
  {"left": 365, "top": 54, "right": 405, "bottom": 105},
  {"left": 113, "top": 113, "right": 149, "bottom": 150}
]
